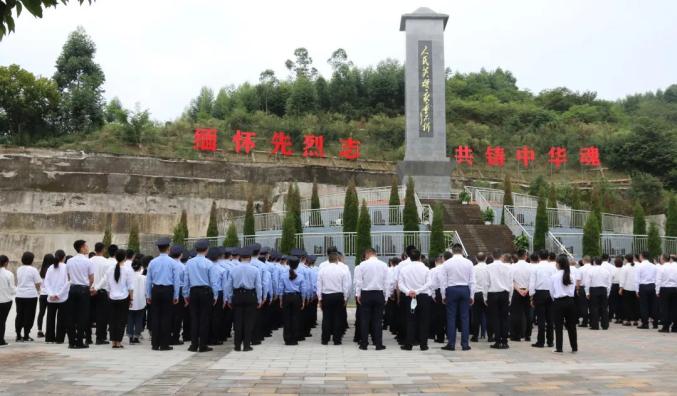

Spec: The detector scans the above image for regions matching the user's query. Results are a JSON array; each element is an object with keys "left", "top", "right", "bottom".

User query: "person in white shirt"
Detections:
[
  {"left": 316, "top": 247, "right": 351, "bottom": 345},
  {"left": 392, "top": 246, "right": 415, "bottom": 344},
  {"left": 470, "top": 252, "right": 490, "bottom": 343},
  {"left": 509, "top": 249, "right": 533, "bottom": 342},
  {"left": 635, "top": 251, "right": 659, "bottom": 329},
  {"left": 43, "top": 250, "right": 70, "bottom": 344},
  {"left": 430, "top": 253, "right": 449, "bottom": 344},
  {"left": 354, "top": 248, "right": 389, "bottom": 350},
  {"left": 90, "top": 242, "right": 115, "bottom": 345},
  {"left": 66, "top": 240, "right": 95, "bottom": 348},
  {"left": 576, "top": 256, "right": 592, "bottom": 327},
  {"left": 127, "top": 258, "right": 147, "bottom": 344},
  {"left": 486, "top": 253, "right": 513, "bottom": 349},
  {"left": 549, "top": 254, "right": 578, "bottom": 353},
  {"left": 619, "top": 254, "right": 639, "bottom": 326},
  {"left": 383, "top": 257, "right": 401, "bottom": 336},
  {"left": 36, "top": 254, "right": 55, "bottom": 339},
  {"left": 529, "top": 250, "right": 557, "bottom": 348},
  {"left": 0, "top": 255, "right": 16, "bottom": 346},
  {"left": 609, "top": 256, "right": 624, "bottom": 324},
  {"left": 106, "top": 250, "right": 135, "bottom": 348},
  {"left": 14, "top": 252, "right": 42, "bottom": 342},
  {"left": 398, "top": 249, "right": 433, "bottom": 351},
  {"left": 438, "top": 243, "right": 475, "bottom": 351},
  {"left": 585, "top": 257, "right": 613, "bottom": 330},
  {"left": 656, "top": 254, "right": 676, "bottom": 333}
]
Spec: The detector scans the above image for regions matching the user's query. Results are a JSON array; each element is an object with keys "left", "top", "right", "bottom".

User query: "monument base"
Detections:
[{"left": 397, "top": 160, "right": 453, "bottom": 195}]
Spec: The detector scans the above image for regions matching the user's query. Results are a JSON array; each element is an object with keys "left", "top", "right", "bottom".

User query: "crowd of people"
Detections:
[{"left": 0, "top": 237, "right": 676, "bottom": 355}]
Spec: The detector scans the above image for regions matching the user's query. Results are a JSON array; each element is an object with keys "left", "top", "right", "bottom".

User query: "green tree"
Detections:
[
  {"left": 258, "top": 69, "right": 278, "bottom": 114},
  {"left": 53, "top": 27, "right": 105, "bottom": 134},
  {"left": 105, "top": 97, "right": 127, "bottom": 123},
  {"left": 355, "top": 200, "right": 372, "bottom": 262},
  {"left": 547, "top": 183, "right": 558, "bottom": 209},
  {"left": 244, "top": 195, "right": 256, "bottom": 237},
  {"left": 102, "top": 214, "right": 112, "bottom": 256},
  {"left": 582, "top": 212, "right": 601, "bottom": 257},
  {"left": 570, "top": 185, "right": 582, "bottom": 210},
  {"left": 403, "top": 176, "right": 419, "bottom": 232},
  {"left": 647, "top": 222, "right": 662, "bottom": 259},
  {"left": 206, "top": 201, "right": 219, "bottom": 238},
  {"left": 285, "top": 47, "right": 317, "bottom": 79},
  {"left": 172, "top": 210, "right": 189, "bottom": 246},
  {"left": 280, "top": 211, "right": 296, "bottom": 254},
  {"left": 429, "top": 203, "right": 445, "bottom": 259},
  {"left": 127, "top": 221, "right": 140, "bottom": 254},
  {"left": 188, "top": 86, "right": 214, "bottom": 120},
  {"left": 533, "top": 192, "right": 549, "bottom": 251},
  {"left": 501, "top": 174, "right": 513, "bottom": 225},
  {"left": 666, "top": 195, "right": 677, "bottom": 237},
  {"left": 122, "top": 105, "right": 152, "bottom": 145},
  {"left": 343, "top": 179, "right": 359, "bottom": 255},
  {"left": 590, "top": 184, "right": 604, "bottom": 229},
  {"left": 633, "top": 200, "right": 646, "bottom": 235},
  {"left": 286, "top": 76, "right": 318, "bottom": 115},
  {"left": 0, "top": 0, "right": 94, "bottom": 40},
  {"left": 223, "top": 222, "right": 239, "bottom": 247},
  {"left": 388, "top": 176, "right": 400, "bottom": 225},
  {"left": 309, "top": 179, "right": 322, "bottom": 226},
  {"left": 528, "top": 175, "right": 547, "bottom": 196}
]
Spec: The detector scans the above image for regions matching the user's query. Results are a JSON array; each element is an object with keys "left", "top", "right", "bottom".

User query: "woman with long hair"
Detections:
[
  {"left": 619, "top": 254, "right": 639, "bottom": 326},
  {"left": 15, "top": 252, "right": 41, "bottom": 342},
  {"left": 37, "top": 254, "right": 56, "bottom": 338},
  {"left": 0, "top": 255, "right": 16, "bottom": 346},
  {"left": 549, "top": 254, "right": 578, "bottom": 353},
  {"left": 279, "top": 256, "right": 306, "bottom": 345},
  {"left": 106, "top": 250, "right": 135, "bottom": 348},
  {"left": 44, "top": 250, "right": 70, "bottom": 343}
]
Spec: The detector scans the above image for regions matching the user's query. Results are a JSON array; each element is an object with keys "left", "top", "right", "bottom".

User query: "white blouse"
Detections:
[
  {"left": 106, "top": 264, "right": 135, "bottom": 300},
  {"left": 130, "top": 271, "right": 147, "bottom": 310},
  {"left": 43, "top": 264, "right": 70, "bottom": 303},
  {"left": 0, "top": 268, "right": 16, "bottom": 303},
  {"left": 15, "top": 265, "right": 41, "bottom": 298}
]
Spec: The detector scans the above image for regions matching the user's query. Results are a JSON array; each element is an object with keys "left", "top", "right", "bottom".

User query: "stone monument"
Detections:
[{"left": 397, "top": 7, "right": 453, "bottom": 194}]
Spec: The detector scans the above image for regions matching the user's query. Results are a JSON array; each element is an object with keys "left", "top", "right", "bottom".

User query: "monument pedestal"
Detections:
[{"left": 397, "top": 160, "right": 453, "bottom": 194}]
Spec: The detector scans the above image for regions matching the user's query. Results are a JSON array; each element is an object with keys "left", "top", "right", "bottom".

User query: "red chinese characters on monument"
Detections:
[
  {"left": 232, "top": 130, "right": 256, "bottom": 154},
  {"left": 515, "top": 145, "right": 535, "bottom": 168},
  {"left": 193, "top": 128, "right": 218, "bottom": 152},
  {"left": 485, "top": 146, "right": 505, "bottom": 167},
  {"left": 548, "top": 146, "right": 568, "bottom": 169},
  {"left": 579, "top": 146, "right": 601, "bottom": 167},
  {"left": 303, "top": 134, "right": 326, "bottom": 158},
  {"left": 339, "top": 137, "right": 361, "bottom": 160},
  {"left": 271, "top": 131, "right": 293, "bottom": 156},
  {"left": 454, "top": 145, "right": 474, "bottom": 166}
]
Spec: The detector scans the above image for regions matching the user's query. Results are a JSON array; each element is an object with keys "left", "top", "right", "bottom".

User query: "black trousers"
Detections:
[
  {"left": 109, "top": 298, "right": 129, "bottom": 342},
  {"left": 359, "top": 290, "right": 385, "bottom": 347},
  {"left": 403, "top": 293, "right": 432, "bottom": 348},
  {"left": 67, "top": 285, "right": 90, "bottom": 346},
  {"left": 150, "top": 285, "right": 173, "bottom": 349},
  {"left": 510, "top": 292, "right": 532, "bottom": 340},
  {"left": 172, "top": 292, "right": 187, "bottom": 343},
  {"left": 609, "top": 283, "right": 621, "bottom": 320},
  {"left": 282, "top": 293, "right": 302, "bottom": 344},
  {"left": 533, "top": 290, "right": 554, "bottom": 345},
  {"left": 15, "top": 297, "right": 37, "bottom": 337},
  {"left": 576, "top": 287, "right": 589, "bottom": 325},
  {"left": 397, "top": 291, "right": 408, "bottom": 341},
  {"left": 46, "top": 302, "right": 69, "bottom": 343},
  {"left": 639, "top": 283, "right": 658, "bottom": 326},
  {"left": 321, "top": 293, "right": 344, "bottom": 343},
  {"left": 431, "top": 289, "right": 446, "bottom": 341},
  {"left": 95, "top": 290, "right": 110, "bottom": 341},
  {"left": 552, "top": 296, "right": 578, "bottom": 352},
  {"left": 37, "top": 295, "right": 48, "bottom": 331},
  {"left": 232, "top": 289, "right": 257, "bottom": 349},
  {"left": 189, "top": 286, "right": 213, "bottom": 348},
  {"left": 623, "top": 290, "right": 639, "bottom": 321},
  {"left": 659, "top": 287, "right": 677, "bottom": 330},
  {"left": 589, "top": 287, "right": 609, "bottom": 330},
  {"left": 471, "top": 292, "right": 488, "bottom": 339},
  {"left": 222, "top": 304, "right": 232, "bottom": 340},
  {"left": 0, "top": 301, "right": 11, "bottom": 342},
  {"left": 488, "top": 291, "right": 510, "bottom": 344},
  {"left": 210, "top": 291, "right": 224, "bottom": 344}
]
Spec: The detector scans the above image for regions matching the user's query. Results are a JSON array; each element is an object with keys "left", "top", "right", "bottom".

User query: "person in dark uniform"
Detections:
[
  {"left": 208, "top": 247, "right": 225, "bottom": 345},
  {"left": 279, "top": 256, "right": 306, "bottom": 345},
  {"left": 224, "top": 246, "right": 263, "bottom": 352},
  {"left": 168, "top": 245, "right": 185, "bottom": 345},
  {"left": 145, "top": 237, "right": 180, "bottom": 351},
  {"left": 183, "top": 240, "right": 215, "bottom": 352}
]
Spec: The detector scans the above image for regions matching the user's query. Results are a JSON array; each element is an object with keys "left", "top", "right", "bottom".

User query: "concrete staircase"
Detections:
[{"left": 422, "top": 199, "right": 515, "bottom": 257}]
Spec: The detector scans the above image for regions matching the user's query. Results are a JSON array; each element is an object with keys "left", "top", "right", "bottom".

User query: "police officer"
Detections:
[
  {"left": 168, "top": 245, "right": 185, "bottom": 346},
  {"left": 224, "top": 246, "right": 262, "bottom": 352},
  {"left": 208, "top": 247, "right": 225, "bottom": 345},
  {"left": 250, "top": 244, "right": 271, "bottom": 344},
  {"left": 145, "top": 237, "right": 181, "bottom": 351},
  {"left": 183, "top": 240, "right": 215, "bottom": 353}
]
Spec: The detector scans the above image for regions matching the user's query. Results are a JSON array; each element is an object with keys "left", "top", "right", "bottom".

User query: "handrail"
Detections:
[
  {"left": 546, "top": 231, "right": 575, "bottom": 260},
  {"left": 503, "top": 205, "right": 533, "bottom": 251},
  {"left": 450, "top": 230, "right": 469, "bottom": 257}
]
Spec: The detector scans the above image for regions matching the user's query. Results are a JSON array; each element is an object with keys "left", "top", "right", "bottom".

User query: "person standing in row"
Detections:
[
  {"left": 657, "top": 254, "right": 677, "bottom": 332},
  {"left": 127, "top": 259, "right": 146, "bottom": 344},
  {"left": 486, "top": 253, "right": 513, "bottom": 349},
  {"left": 471, "top": 252, "right": 489, "bottom": 343},
  {"left": 91, "top": 242, "right": 114, "bottom": 345},
  {"left": 317, "top": 246, "right": 352, "bottom": 346},
  {"left": 619, "top": 254, "right": 639, "bottom": 326},
  {"left": 636, "top": 251, "right": 658, "bottom": 329},
  {"left": 529, "top": 250, "right": 556, "bottom": 348},
  {"left": 43, "top": 251, "right": 70, "bottom": 344},
  {"left": 610, "top": 256, "right": 624, "bottom": 323},
  {"left": 279, "top": 256, "right": 305, "bottom": 345},
  {"left": 66, "top": 240, "right": 94, "bottom": 348},
  {"left": 439, "top": 243, "right": 475, "bottom": 352},
  {"left": 207, "top": 247, "right": 226, "bottom": 346},
  {"left": 585, "top": 257, "right": 612, "bottom": 330},
  {"left": 577, "top": 256, "right": 592, "bottom": 327},
  {"left": 549, "top": 255, "right": 578, "bottom": 353},
  {"left": 224, "top": 246, "right": 262, "bottom": 352},
  {"left": 354, "top": 247, "right": 389, "bottom": 351},
  {"left": 145, "top": 237, "right": 180, "bottom": 351},
  {"left": 0, "top": 255, "right": 16, "bottom": 346},
  {"left": 398, "top": 249, "right": 432, "bottom": 351},
  {"left": 430, "top": 253, "right": 448, "bottom": 344},
  {"left": 183, "top": 240, "right": 215, "bottom": 353},
  {"left": 168, "top": 245, "right": 186, "bottom": 345},
  {"left": 510, "top": 249, "right": 532, "bottom": 342},
  {"left": 37, "top": 254, "right": 55, "bottom": 339},
  {"left": 15, "top": 252, "right": 41, "bottom": 342},
  {"left": 106, "top": 249, "right": 135, "bottom": 349}
]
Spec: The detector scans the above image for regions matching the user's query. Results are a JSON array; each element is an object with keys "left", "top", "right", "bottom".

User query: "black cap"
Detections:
[
  {"left": 326, "top": 246, "right": 338, "bottom": 255},
  {"left": 260, "top": 246, "right": 270, "bottom": 254},
  {"left": 307, "top": 255, "right": 317, "bottom": 263},
  {"left": 207, "top": 247, "right": 223, "bottom": 261},
  {"left": 194, "top": 239, "right": 209, "bottom": 250},
  {"left": 290, "top": 248, "right": 307, "bottom": 257},
  {"left": 238, "top": 246, "right": 254, "bottom": 257},
  {"left": 188, "top": 249, "right": 197, "bottom": 259},
  {"left": 223, "top": 247, "right": 233, "bottom": 256},
  {"left": 169, "top": 245, "right": 184, "bottom": 256},
  {"left": 156, "top": 237, "right": 171, "bottom": 247}
]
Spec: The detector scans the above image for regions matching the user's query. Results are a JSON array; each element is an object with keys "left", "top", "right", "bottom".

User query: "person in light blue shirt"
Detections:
[
  {"left": 169, "top": 245, "right": 186, "bottom": 346},
  {"left": 145, "top": 237, "right": 180, "bottom": 351},
  {"left": 220, "top": 248, "right": 237, "bottom": 341},
  {"left": 279, "top": 256, "right": 306, "bottom": 345},
  {"left": 224, "top": 246, "right": 262, "bottom": 351},
  {"left": 183, "top": 240, "right": 214, "bottom": 353},
  {"left": 207, "top": 247, "right": 226, "bottom": 345}
]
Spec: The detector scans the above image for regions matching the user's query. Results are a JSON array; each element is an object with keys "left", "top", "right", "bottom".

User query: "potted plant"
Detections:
[
  {"left": 482, "top": 207, "right": 495, "bottom": 225},
  {"left": 459, "top": 191, "right": 471, "bottom": 205},
  {"left": 513, "top": 233, "right": 530, "bottom": 252}
]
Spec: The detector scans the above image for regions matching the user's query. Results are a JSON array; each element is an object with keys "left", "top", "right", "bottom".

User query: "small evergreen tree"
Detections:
[
  {"left": 206, "top": 201, "right": 219, "bottom": 238},
  {"left": 533, "top": 192, "right": 549, "bottom": 251},
  {"left": 633, "top": 200, "right": 646, "bottom": 235},
  {"left": 429, "top": 203, "right": 445, "bottom": 259},
  {"left": 280, "top": 211, "right": 296, "bottom": 254},
  {"left": 262, "top": 196, "right": 272, "bottom": 213},
  {"left": 501, "top": 173, "right": 514, "bottom": 225},
  {"left": 388, "top": 176, "right": 400, "bottom": 225},
  {"left": 666, "top": 195, "right": 677, "bottom": 237},
  {"left": 582, "top": 212, "right": 601, "bottom": 256},
  {"left": 128, "top": 221, "right": 140, "bottom": 254},
  {"left": 292, "top": 183, "right": 303, "bottom": 234},
  {"left": 310, "top": 180, "right": 322, "bottom": 226},
  {"left": 402, "top": 176, "right": 420, "bottom": 248},
  {"left": 223, "top": 222, "right": 240, "bottom": 247},
  {"left": 571, "top": 185, "right": 582, "bottom": 210},
  {"left": 547, "top": 183, "right": 558, "bottom": 209},
  {"left": 342, "top": 178, "right": 359, "bottom": 255},
  {"left": 590, "top": 184, "right": 604, "bottom": 229},
  {"left": 244, "top": 195, "right": 256, "bottom": 238},
  {"left": 647, "top": 222, "right": 662, "bottom": 259},
  {"left": 102, "top": 214, "right": 112, "bottom": 256},
  {"left": 355, "top": 200, "right": 372, "bottom": 262},
  {"left": 172, "top": 210, "right": 189, "bottom": 245}
]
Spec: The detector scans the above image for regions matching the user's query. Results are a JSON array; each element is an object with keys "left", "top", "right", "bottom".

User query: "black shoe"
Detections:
[
  {"left": 375, "top": 345, "right": 386, "bottom": 351},
  {"left": 187, "top": 345, "right": 198, "bottom": 352},
  {"left": 578, "top": 324, "right": 588, "bottom": 328},
  {"left": 470, "top": 336, "right": 478, "bottom": 342},
  {"left": 509, "top": 338, "right": 521, "bottom": 342},
  {"left": 490, "top": 342, "right": 501, "bottom": 349},
  {"left": 658, "top": 328, "right": 670, "bottom": 333},
  {"left": 251, "top": 340, "right": 261, "bottom": 345},
  {"left": 0, "top": 340, "right": 7, "bottom": 346},
  {"left": 553, "top": 349, "right": 563, "bottom": 353},
  {"left": 590, "top": 327, "right": 600, "bottom": 330},
  {"left": 198, "top": 346, "right": 213, "bottom": 352},
  {"left": 531, "top": 343, "right": 544, "bottom": 348},
  {"left": 159, "top": 346, "right": 173, "bottom": 351},
  {"left": 434, "top": 337, "right": 445, "bottom": 344},
  {"left": 333, "top": 341, "right": 342, "bottom": 345},
  {"left": 499, "top": 343, "right": 510, "bottom": 349},
  {"left": 152, "top": 346, "right": 159, "bottom": 351},
  {"left": 462, "top": 345, "right": 471, "bottom": 351},
  {"left": 420, "top": 345, "right": 429, "bottom": 351},
  {"left": 441, "top": 345, "right": 455, "bottom": 351},
  {"left": 95, "top": 340, "right": 109, "bottom": 345},
  {"left": 23, "top": 336, "right": 34, "bottom": 342},
  {"left": 547, "top": 343, "right": 554, "bottom": 348},
  {"left": 488, "top": 337, "right": 495, "bottom": 343},
  {"left": 133, "top": 338, "right": 141, "bottom": 344},
  {"left": 37, "top": 331, "right": 45, "bottom": 338},
  {"left": 298, "top": 337, "right": 306, "bottom": 342},
  {"left": 321, "top": 341, "right": 329, "bottom": 345},
  {"left": 86, "top": 339, "right": 93, "bottom": 345},
  {"left": 243, "top": 346, "right": 253, "bottom": 352},
  {"left": 359, "top": 345, "right": 368, "bottom": 350},
  {"left": 400, "top": 345, "right": 413, "bottom": 351},
  {"left": 76, "top": 344, "right": 89, "bottom": 349},
  {"left": 15, "top": 336, "right": 23, "bottom": 342},
  {"left": 637, "top": 324, "right": 649, "bottom": 329},
  {"left": 652, "top": 323, "right": 659, "bottom": 329}
]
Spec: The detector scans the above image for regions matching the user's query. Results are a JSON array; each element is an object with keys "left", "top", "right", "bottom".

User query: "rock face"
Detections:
[{"left": 0, "top": 147, "right": 395, "bottom": 260}]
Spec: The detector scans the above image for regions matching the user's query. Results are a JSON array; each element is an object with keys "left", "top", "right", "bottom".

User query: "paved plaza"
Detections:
[{"left": 1, "top": 307, "right": 675, "bottom": 395}]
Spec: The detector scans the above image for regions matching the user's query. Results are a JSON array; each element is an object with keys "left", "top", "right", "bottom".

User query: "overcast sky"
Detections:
[{"left": 1, "top": 0, "right": 675, "bottom": 121}]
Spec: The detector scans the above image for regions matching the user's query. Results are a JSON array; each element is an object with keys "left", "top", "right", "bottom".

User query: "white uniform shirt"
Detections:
[
  {"left": 398, "top": 261, "right": 432, "bottom": 296},
  {"left": 0, "top": 268, "right": 16, "bottom": 303},
  {"left": 570, "top": 265, "right": 581, "bottom": 285},
  {"left": 66, "top": 254, "right": 94, "bottom": 286},
  {"left": 611, "top": 266, "right": 622, "bottom": 284},
  {"left": 43, "top": 264, "right": 70, "bottom": 303},
  {"left": 486, "top": 261, "right": 513, "bottom": 303},
  {"left": 601, "top": 261, "right": 616, "bottom": 278},
  {"left": 529, "top": 260, "right": 557, "bottom": 296},
  {"left": 130, "top": 271, "right": 147, "bottom": 310},
  {"left": 578, "top": 264, "right": 592, "bottom": 286},
  {"left": 619, "top": 264, "right": 638, "bottom": 292},
  {"left": 473, "top": 262, "right": 489, "bottom": 298},
  {"left": 106, "top": 264, "right": 135, "bottom": 300},
  {"left": 549, "top": 270, "right": 576, "bottom": 298},
  {"left": 511, "top": 260, "right": 532, "bottom": 290},
  {"left": 316, "top": 262, "right": 352, "bottom": 301},
  {"left": 584, "top": 265, "right": 613, "bottom": 296},
  {"left": 437, "top": 254, "right": 476, "bottom": 296},
  {"left": 392, "top": 258, "right": 412, "bottom": 290},
  {"left": 91, "top": 255, "right": 114, "bottom": 291},
  {"left": 635, "top": 260, "right": 657, "bottom": 290},
  {"left": 15, "top": 265, "right": 41, "bottom": 298},
  {"left": 354, "top": 256, "right": 390, "bottom": 298}
]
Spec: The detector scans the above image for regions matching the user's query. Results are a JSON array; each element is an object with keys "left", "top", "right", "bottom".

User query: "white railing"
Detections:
[
  {"left": 418, "top": 190, "right": 461, "bottom": 200},
  {"left": 548, "top": 233, "right": 677, "bottom": 259},
  {"left": 290, "top": 186, "right": 406, "bottom": 211},
  {"left": 504, "top": 205, "right": 533, "bottom": 252},
  {"left": 507, "top": 205, "right": 634, "bottom": 234},
  {"left": 449, "top": 230, "right": 469, "bottom": 257},
  {"left": 546, "top": 231, "right": 575, "bottom": 260}
]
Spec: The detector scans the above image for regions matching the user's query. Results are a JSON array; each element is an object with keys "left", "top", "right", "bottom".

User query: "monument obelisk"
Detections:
[{"left": 397, "top": 7, "right": 453, "bottom": 194}]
